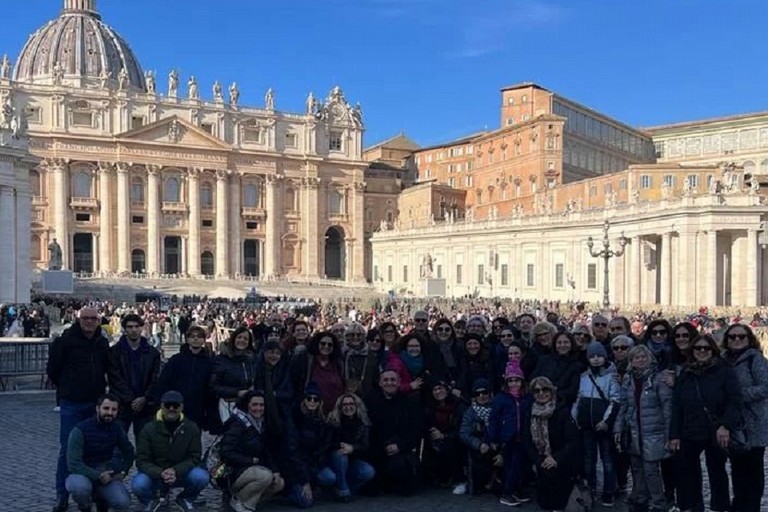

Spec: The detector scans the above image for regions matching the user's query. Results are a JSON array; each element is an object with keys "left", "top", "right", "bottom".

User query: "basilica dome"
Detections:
[{"left": 13, "top": 0, "right": 146, "bottom": 91}]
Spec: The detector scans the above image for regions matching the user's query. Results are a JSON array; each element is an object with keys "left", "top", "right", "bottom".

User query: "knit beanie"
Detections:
[
  {"left": 303, "top": 381, "right": 321, "bottom": 397},
  {"left": 587, "top": 341, "right": 608, "bottom": 359},
  {"left": 504, "top": 360, "right": 525, "bottom": 380},
  {"left": 472, "top": 378, "right": 491, "bottom": 392}
]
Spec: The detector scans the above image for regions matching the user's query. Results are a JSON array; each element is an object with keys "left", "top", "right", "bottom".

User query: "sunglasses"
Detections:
[
  {"left": 473, "top": 390, "right": 490, "bottom": 397},
  {"left": 162, "top": 403, "right": 181, "bottom": 410},
  {"left": 532, "top": 388, "right": 552, "bottom": 395},
  {"left": 414, "top": 318, "right": 428, "bottom": 323},
  {"left": 593, "top": 322, "right": 607, "bottom": 327},
  {"left": 727, "top": 334, "right": 747, "bottom": 341},
  {"left": 319, "top": 341, "right": 334, "bottom": 348},
  {"left": 612, "top": 345, "right": 629, "bottom": 351},
  {"left": 651, "top": 330, "right": 667, "bottom": 336},
  {"left": 436, "top": 327, "right": 452, "bottom": 333},
  {"left": 305, "top": 396, "right": 320, "bottom": 403},
  {"left": 693, "top": 345, "right": 713, "bottom": 352}
]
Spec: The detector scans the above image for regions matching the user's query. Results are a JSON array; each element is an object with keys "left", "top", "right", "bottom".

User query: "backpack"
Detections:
[{"left": 203, "top": 435, "right": 230, "bottom": 489}]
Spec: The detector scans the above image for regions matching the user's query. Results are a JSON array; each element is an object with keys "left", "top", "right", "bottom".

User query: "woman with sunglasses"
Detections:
[
  {"left": 284, "top": 382, "right": 337, "bottom": 508},
  {"left": 609, "top": 335, "right": 635, "bottom": 496},
  {"left": 571, "top": 324, "right": 593, "bottom": 368},
  {"left": 431, "top": 318, "right": 462, "bottom": 389},
  {"left": 614, "top": 345, "right": 673, "bottom": 512},
  {"left": 377, "top": 321, "right": 400, "bottom": 351},
  {"left": 387, "top": 332, "right": 445, "bottom": 400},
  {"left": 326, "top": 393, "right": 376, "bottom": 501},
  {"left": 221, "top": 390, "right": 285, "bottom": 512},
  {"left": 342, "top": 323, "right": 379, "bottom": 398},
  {"left": 641, "top": 320, "right": 674, "bottom": 370},
  {"left": 286, "top": 331, "right": 344, "bottom": 415},
  {"left": 669, "top": 334, "right": 742, "bottom": 512},
  {"left": 459, "top": 378, "right": 496, "bottom": 495},
  {"left": 523, "top": 376, "right": 581, "bottom": 512},
  {"left": 722, "top": 324, "right": 768, "bottom": 512}
]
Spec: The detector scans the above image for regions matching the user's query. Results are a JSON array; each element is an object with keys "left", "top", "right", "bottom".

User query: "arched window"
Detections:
[
  {"left": 130, "top": 177, "right": 144, "bottom": 202},
  {"left": 30, "top": 234, "right": 41, "bottom": 260},
  {"left": 164, "top": 177, "right": 180, "bottom": 202},
  {"left": 30, "top": 170, "right": 41, "bottom": 196},
  {"left": 73, "top": 171, "right": 92, "bottom": 198},
  {"left": 284, "top": 188, "right": 296, "bottom": 211},
  {"left": 201, "top": 182, "right": 213, "bottom": 207},
  {"left": 243, "top": 183, "right": 259, "bottom": 207},
  {"left": 201, "top": 251, "right": 214, "bottom": 276},
  {"left": 328, "top": 189, "right": 344, "bottom": 214}
]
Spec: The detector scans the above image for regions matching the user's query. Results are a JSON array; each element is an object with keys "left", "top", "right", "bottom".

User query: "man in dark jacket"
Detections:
[
  {"left": 47, "top": 306, "right": 111, "bottom": 512},
  {"left": 152, "top": 325, "right": 214, "bottom": 431},
  {"left": 131, "top": 391, "right": 208, "bottom": 512},
  {"left": 365, "top": 369, "right": 423, "bottom": 495},
  {"left": 65, "top": 393, "right": 134, "bottom": 512},
  {"left": 107, "top": 313, "right": 161, "bottom": 436}
]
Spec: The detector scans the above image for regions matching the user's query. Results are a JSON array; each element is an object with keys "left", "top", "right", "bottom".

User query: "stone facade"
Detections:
[{"left": 4, "top": 1, "right": 369, "bottom": 282}]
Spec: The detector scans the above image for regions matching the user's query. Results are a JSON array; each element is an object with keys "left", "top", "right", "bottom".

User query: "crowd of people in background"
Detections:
[{"left": 35, "top": 292, "right": 768, "bottom": 512}]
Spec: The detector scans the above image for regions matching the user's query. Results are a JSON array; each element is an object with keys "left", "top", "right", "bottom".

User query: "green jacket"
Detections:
[{"left": 136, "top": 411, "right": 202, "bottom": 479}]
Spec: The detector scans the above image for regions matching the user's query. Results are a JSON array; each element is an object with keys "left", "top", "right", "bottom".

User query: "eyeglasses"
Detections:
[
  {"left": 651, "top": 330, "right": 667, "bottom": 336},
  {"left": 319, "top": 341, "right": 334, "bottom": 348},
  {"left": 727, "top": 334, "right": 748, "bottom": 341},
  {"left": 473, "top": 390, "right": 490, "bottom": 397},
  {"left": 532, "top": 388, "right": 552, "bottom": 395},
  {"left": 414, "top": 318, "right": 428, "bottom": 323},
  {"left": 436, "top": 327, "right": 452, "bottom": 333},
  {"left": 80, "top": 316, "right": 99, "bottom": 321},
  {"left": 162, "top": 403, "right": 181, "bottom": 410},
  {"left": 305, "top": 396, "right": 320, "bottom": 403},
  {"left": 593, "top": 322, "right": 607, "bottom": 327},
  {"left": 692, "top": 345, "right": 713, "bottom": 352},
  {"left": 612, "top": 345, "right": 629, "bottom": 351},
  {"left": 370, "top": 338, "right": 382, "bottom": 344}
]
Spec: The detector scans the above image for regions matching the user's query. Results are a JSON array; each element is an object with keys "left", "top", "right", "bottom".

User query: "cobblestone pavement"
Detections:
[{"left": 1, "top": 392, "right": 761, "bottom": 512}]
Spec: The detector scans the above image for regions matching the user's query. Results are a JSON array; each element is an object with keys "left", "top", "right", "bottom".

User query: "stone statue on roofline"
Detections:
[
  {"left": 168, "top": 69, "right": 179, "bottom": 97},
  {"left": 229, "top": 82, "right": 240, "bottom": 106},
  {"left": 265, "top": 88, "right": 275, "bottom": 110}
]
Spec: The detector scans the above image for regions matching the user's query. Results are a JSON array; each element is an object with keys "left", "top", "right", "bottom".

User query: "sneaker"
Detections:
[
  {"left": 51, "top": 500, "right": 68, "bottom": 512},
  {"left": 53, "top": 406, "right": 61, "bottom": 412},
  {"left": 511, "top": 492, "right": 531, "bottom": 503},
  {"left": 175, "top": 497, "right": 195, "bottom": 511},
  {"left": 229, "top": 496, "right": 253, "bottom": 512},
  {"left": 500, "top": 495, "right": 521, "bottom": 507},
  {"left": 452, "top": 482, "right": 467, "bottom": 495},
  {"left": 602, "top": 495, "right": 615, "bottom": 507}
]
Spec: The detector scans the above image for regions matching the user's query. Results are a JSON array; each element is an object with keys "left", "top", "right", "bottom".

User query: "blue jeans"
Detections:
[
  {"left": 583, "top": 430, "right": 616, "bottom": 497},
  {"left": 327, "top": 452, "right": 375, "bottom": 496},
  {"left": 131, "top": 467, "right": 210, "bottom": 505},
  {"left": 65, "top": 474, "right": 131, "bottom": 511},
  {"left": 56, "top": 400, "right": 96, "bottom": 500}
]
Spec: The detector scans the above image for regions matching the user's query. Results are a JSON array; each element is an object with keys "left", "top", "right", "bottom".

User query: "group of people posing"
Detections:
[{"left": 46, "top": 306, "right": 768, "bottom": 512}]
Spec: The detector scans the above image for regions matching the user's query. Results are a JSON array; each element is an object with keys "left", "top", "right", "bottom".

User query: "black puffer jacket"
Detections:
[
  {"left": 47, "top": 323, "right": 110, "bottom": 403},
  {"left": 211, "top": 342, "right": 256, "bottom": 400},
  {"left": 330, "top": 415, "right": 370, "bottom": 458},
  {"left": 220, "top": 410, "right": 279, "bottom": 482},
  {"left": 285, "top": 405, "right": 332, "bottom": 486},
  {"left": 670, "top": 358, "right": 743, "bottom": 442},
  {"left": 151, "top": 344, "right": 214, "bottom": 429},
  {"left": 531, "top": 354, "right": 583, "bottom": 407}
]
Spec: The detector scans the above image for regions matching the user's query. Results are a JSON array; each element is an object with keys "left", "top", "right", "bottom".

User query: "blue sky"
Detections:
[{"left": 3, "top": 0, "right": 766, "bottom": 146}]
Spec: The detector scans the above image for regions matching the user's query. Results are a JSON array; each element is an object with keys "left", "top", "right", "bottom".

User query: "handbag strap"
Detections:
[
  {"left": 693, "top": 378, "right": 718, "bottom": 424},
  {"left": 587, "top": 373, "right": 609, "bottom": 403}
]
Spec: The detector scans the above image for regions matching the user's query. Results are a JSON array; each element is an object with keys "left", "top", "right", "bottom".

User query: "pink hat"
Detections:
[{"left": 504, "top": 361, "right": 525, "bottom": 380}]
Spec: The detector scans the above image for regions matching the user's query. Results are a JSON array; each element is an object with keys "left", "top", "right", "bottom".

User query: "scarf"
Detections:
[
  {"left": 507, "top": 387, "right": 523, "bottom": 398},
  {"left": 471, "top": 402, "right": 492, "bottom": 425},
  {"left": 686, "top": 358, "right": 717, "bottom": 376},
  {"left": 530, "top": 399, "right": 556, "bottom": 457},
  {"left": 399, "top": 352, "right": 424, "bottom": 377},
  {"left": 233, "top": 408, "right": 264, "bottom": 433},
  {"left": 437, "top": 340, "right": 457, "bottom": 368},
  {"left": 343, "top": 344, "right": 369, "bottom": 380}
]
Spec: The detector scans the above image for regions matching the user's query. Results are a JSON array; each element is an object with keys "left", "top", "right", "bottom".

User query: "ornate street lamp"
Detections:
[{"left": 587, "top": 220, "right": 628, "bottom": 308}]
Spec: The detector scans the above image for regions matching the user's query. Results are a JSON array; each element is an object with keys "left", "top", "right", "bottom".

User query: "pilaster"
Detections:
[
  {"left": 97, "top": 162, "right": 112, "bottom": 273},
  {"left": 187, "top": 168, "right": 201, "bottom": 276},
  {"left": 215, "top": 170, "right": 230, "bottom": 277},
  {"left": 660, "top": 232, "right": 672, "bottom": 306},
  {"left": 146, "top": 165, "right": 160, "bottom": 275},
  {"left": 115, "top": 163, "right": 130, "bottom": 273}
]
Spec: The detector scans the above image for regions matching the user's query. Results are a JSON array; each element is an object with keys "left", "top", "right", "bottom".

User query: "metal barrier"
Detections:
[{"left": 0, "top": 339, "right": 52, "bottom": 391}]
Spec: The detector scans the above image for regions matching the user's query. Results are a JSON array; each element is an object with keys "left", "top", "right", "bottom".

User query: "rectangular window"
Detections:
[
  {"left": 374, "top": 266, "right": 379, "bottom": 281},
  {"left": 285, "top": 133, "right": 298, "bottom": 148},
  {"left": 663, "top": 175, "right": 675, "bottom": 187},
  {"left": 448, "top": 177, "right": 455, "bottom": 187},
  {"left": 448, "top": 164, "right": 456, "bottom": 173},
  {"left": 555, "top": 263, "right": 564, "bottom": 288},
  {"left": 403, "top": 266, "right": 408, "bottom": 283},
  {"left": 654, "top": 141, "right": 665, "bottom": 158},
  {"left": 131, "top": 116, "right": 144, "bottom": 129},
  {"left": 619, "top": 178, "right": 627, "bottom": 190},
  {"left": 245, "top": 221, "right": 259, "bottom": 230},
  {"left": 243, "top": 127, "right": 262, "bottom": 144},
  {"left": 436, "top": 264, "right": 443, "bottom": 279},
  {"left": 640, "top": 175, "right": 652, "bottom": 189},
  {"left": 456, "top": 264, "right": 463, "bottom": 284},
  {"left": 75, "top": 213, "right": 91, "bottom": 222},
  {"left": 329, "top": 132, "right": 342, "bottom": 151},
  {"left": 526, "top": 264, "right": 535, "bottom": 287},
  {"left": 501, "top": 264, "right": 509, "bottom": 286},
  {"left": 478, "top": 264, "right": 485, "bottom": 284},
  {"left": 131, "top": 215, "right": 144, "bottom": 224},
  {"left": 467, "top": 161, "right": 473, "bottom": 171},
  {"left": 587, "top": 263, "right": 597, "bottom": 290},
  {"left": 200, "top": 123, "right": 213, "bottom": 134},
  {"left": 688, "top": 175, "right": 699, "bottom": 188},
  {"left": 387, "top": 265, "right": 393, "bottom": 282},
  {"left": 202, "top": 219, "right": 213, "bottom": 227},
  {"left": 72, "top": 112, "right": 93, "bottom": 127}
]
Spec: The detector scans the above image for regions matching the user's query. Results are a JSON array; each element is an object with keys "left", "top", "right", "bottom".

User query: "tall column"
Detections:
[
  {"left": 630, "top": 236, "right": 641, "bottom": 305},
  {"left": 180, "top": 236, "right": 188, "bottom": 276},
  {"left": 187, "top": 168, "right": 201, "bottom": 276},
  {"left": 706, "top": 230, "right": 718, "bottom": 306},
  {"left": 49, "top": 159, "right": 70, "bottom": 269},
  {"left": 0, "top": 187, "right": 17, "bottom": 301},
  {"left": 92, "top": 233, "right": 100, "bottom": 273},
  {"left": 146, "top": 165, "right": 160, "bottom": 275},
  {"left": 660, "top": 232, "right": 672, "bottom": 306},
  {"left": 677, "top": 231, "right": 693, "bottom": 308},
  {"left": 15, "top": 179, "right": 31, "bottom": 302},
  {"left": 745, "top": 229, "right": 758, "bottom": 307},
  {"left": 229, "top": 173, "right": 241, "bottom": 275},
  {"left": 98, "top": 163, "right": 112, "bottom": 273},
  {"left": 303, "top": 177, "right": 320, "bottom": 279},
  {"left": 264, "top": 175, "right": 281, "bottom": 276},
  {"left": 215, "top": 170, "right": 230, "bottom": 277},
  {"left": 351, "top": 181, "right": 366, "bottom": 282},
  {"left": 115, "top": 164, "right": 130, "bottom": 273}
]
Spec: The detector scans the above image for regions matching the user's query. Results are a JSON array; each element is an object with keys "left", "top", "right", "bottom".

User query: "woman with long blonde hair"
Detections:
[{"left": 326, "top": 393, "right": 375, "bottom": 501}]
